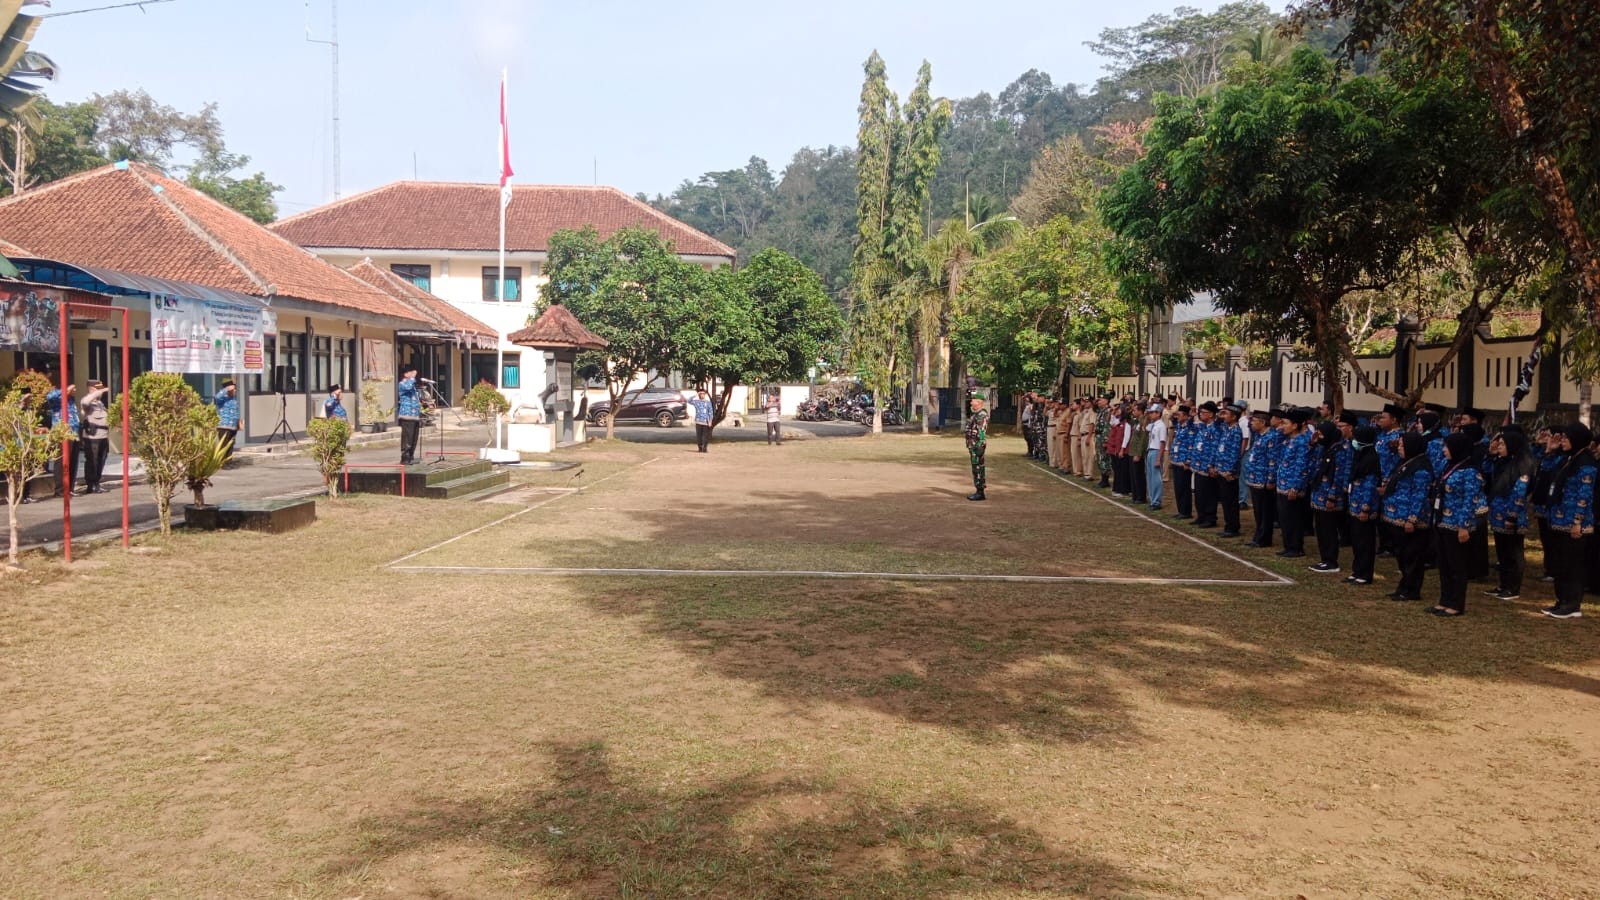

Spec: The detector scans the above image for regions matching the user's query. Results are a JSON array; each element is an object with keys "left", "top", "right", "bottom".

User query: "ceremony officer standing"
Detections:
[
  {"left": 1308, "top": 421, "right": 1351, "bottom": 574},
  {"left": 1430, "top": 432, "right": 1487, "bottom": 617},
  {"left": 1485, "top": 428, "right": 1535, "bottom": 601},
  {"left": 1144, "top": 403, "right": 1168, "bottom": 511},
  {"left": 965, "top": 391, "right": 989, "bottom": 501},
  {"left": 1345, "top": 426, "right": 1382, "bottom": 586},
  {"left": 214, "top": 380, "right": 240, "bottom": 462},
  {"left": 1539, "top": 423, "right": 1595, "bottom": 619},
  {"left": 396, "top": 366, "right": 422, "bottom": 465},
  {"left": 1381, "top": 432, "right": 1434, "bottom": 602},
  {"left": 1274, "top": 407, "right": 1317, "bottom": 558}
]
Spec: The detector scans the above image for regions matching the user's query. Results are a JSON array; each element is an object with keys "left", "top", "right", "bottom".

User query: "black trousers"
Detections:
[
  {"left": 1172, "top": 467, "right": 1193, "bottom": 517},
  {"left": 1130, "top": 456, "right": 1147, "bottom": 503},
  {"left": 1467, "top": 517, "right": 1490, "bottom": 580},
  {"left": 695, "top": 423, "right": 711, "bottom": 452},
  {"left": 399, "top": 418, "right": 420, "bottom": 463},
  {"left": 1549, "top": 531, "right": 1590, "bottom": 610},
  {"left": 1249, "top": 486, "right": 1277, "bottom": 546},
  {"left": 1537, "top": 518, "right": 1555, "bottom": 578},
  {"left": 217, "top": 427, "right": 237, "bottom": 462},
  {"left": 81, "top": 437, "right": 109, "bottom": 488},
  {"left": 1218, "top": 476, "right": 1240, "bottom": 532},
  {"left": 1314, "top": 508, "right": 1344, "bottom": 567},
  {"left": 766, "top": 421, "right": 781, "bottom": 445},
  {"left": 1435, "top": 527, "right": 1472, "bottom": 612},
  {"left": 59, "top": 439, "right": 78, "bottom": 491},
  {"left": 1493, "top": 532, "right": 1525, "bottom": 595},
  {"left": 1194, "top": 473, "right": 1219, "bottom": 525},
  {"left": 1112, "top": 455, "right": 1131, "bottom": 495},
  {"left": 1387, "top": 522, "right": 1430, "bottom": 597},
  {"left": 1277, "top": 493, "right": 1309, "bottom": 553},
  {"left": 1349, "top": 515, "right": 1377, "bottom": 581}
]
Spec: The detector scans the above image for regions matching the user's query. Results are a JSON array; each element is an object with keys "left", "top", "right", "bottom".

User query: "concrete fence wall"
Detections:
[{"left": 1064, "top": 327, "right": 1581, "bottom": 418}]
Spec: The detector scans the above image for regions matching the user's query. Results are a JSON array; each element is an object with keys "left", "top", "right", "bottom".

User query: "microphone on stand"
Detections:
[{"left": 419, "top": 377, "right": 437, "bottom": 384}]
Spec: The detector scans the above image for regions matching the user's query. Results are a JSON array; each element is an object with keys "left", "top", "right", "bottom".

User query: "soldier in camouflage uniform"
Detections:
[
  {"left": 1094, "top": 396, "right": 1113, "bottom": 488},
  {"left": 965, "top": 392, "right": 989, "bottom": 501}
]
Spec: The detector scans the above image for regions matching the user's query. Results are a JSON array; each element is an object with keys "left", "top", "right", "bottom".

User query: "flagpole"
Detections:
[{"left": 496, "top": 67, "right": 508, "bottom": 391}]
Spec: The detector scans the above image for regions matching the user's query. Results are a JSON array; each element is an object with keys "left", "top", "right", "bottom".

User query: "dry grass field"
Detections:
[{"left": 1, "top": 434, "right": 1597, "bottom": 898}]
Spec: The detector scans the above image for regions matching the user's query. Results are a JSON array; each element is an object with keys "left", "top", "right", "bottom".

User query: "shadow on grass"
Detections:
[{"left": 327, "top": 740, "right": 1146, "bottom": 898}]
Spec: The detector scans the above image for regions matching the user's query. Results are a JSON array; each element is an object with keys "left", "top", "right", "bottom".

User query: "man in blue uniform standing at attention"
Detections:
[
  {"left": 397, "top": 366, "right": 422, "bottom": 465},
  {"left": 214, "top": 379, "right": 240, "bottom": 462}
]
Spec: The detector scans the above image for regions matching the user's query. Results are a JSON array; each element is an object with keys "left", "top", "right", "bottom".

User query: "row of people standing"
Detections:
[{"left": 1020, "top": 391, "right": 1594, "bottom": 621}]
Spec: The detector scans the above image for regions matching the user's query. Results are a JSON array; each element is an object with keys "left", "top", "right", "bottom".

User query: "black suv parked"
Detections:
[{"left": 587, "top": 389, "right": 688, "bottom": 428}]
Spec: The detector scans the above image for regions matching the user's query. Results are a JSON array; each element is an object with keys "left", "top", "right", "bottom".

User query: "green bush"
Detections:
[
  {"left": 307, "top": 417, "right": 351, "bottom": 498},
  {"left": 110, "top": 373, "right": 219, "bottom": 534},
  {"left": 0, "top": 388, "right": 69, "bottom": 565}
]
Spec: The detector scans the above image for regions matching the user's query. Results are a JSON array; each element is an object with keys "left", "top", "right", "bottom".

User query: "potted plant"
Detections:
[
  {"left": 307, "top": 416, "right": 351, "bottom": 498},
  {"left": 185, "top": 428, "right": 230, "bottom": 509},
  {"left": 359, "top": 379, "right": 394, "bottom": 434}
]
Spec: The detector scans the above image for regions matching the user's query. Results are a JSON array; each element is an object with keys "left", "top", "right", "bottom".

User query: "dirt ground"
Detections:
[{"left": 1, "top": 434, "right": 1597, "bottom": 898}]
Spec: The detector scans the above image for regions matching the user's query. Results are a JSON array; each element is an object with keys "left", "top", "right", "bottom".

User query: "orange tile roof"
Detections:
[
  {"left": 0, "top": 163, "right": 432, "bottom": 324},
  {"left": 344, "top": 259, "right": 500, "bottom": 348},
  {"left": 507, "top": 303, "right": 609, "bottom": 351},
  {"left": 271, "top": 181, "right": 736, "bottom": 259}
]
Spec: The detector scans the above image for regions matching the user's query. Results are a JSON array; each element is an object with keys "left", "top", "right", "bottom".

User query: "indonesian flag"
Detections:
[{"left": 498, "top": 69, "right": 514, "bottom": 207}]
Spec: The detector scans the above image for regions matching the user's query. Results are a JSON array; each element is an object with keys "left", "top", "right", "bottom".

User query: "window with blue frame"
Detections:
[
  {"left": 482, "top": 266, "right": 522, "bottom": 301},
  {"left": 501, "top": 353, "right": 521, "bottom": 389},
  {"left": 389, "top": 264, "right": 432, "bottom": 292}
]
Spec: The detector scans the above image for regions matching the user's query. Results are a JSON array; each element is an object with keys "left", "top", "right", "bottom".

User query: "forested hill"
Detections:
[{"left": 645, "top": 3, "right": 1359, "bottom": 297}]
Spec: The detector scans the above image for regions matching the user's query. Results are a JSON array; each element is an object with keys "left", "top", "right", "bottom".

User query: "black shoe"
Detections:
[
  {"left": 1219, "top": 530, "right": 1240, "bottom": 538},
  {"left": 1308, "top": 562, "right": 1340, "bottom": 573},
  {"left": 967, "top": 491, "right": 986, "bottom": 501},
  {"left": 1345, "top": 577, "right": 1372, "bottom": 586},
  {"left": 1377, "top": 551, "right": 1395, "bottom": 560},
  {"left": 1148, "top": 504, "right": 1162, "bottom": 511},
  {"left": 1540, "top": 575, "right": 1556, "bottom": 584},
  {"left": 1277, "top": 550, "right": 1306, "bottom": 558},
  {"left": 1484, "top": 588, "right": 1520, "bottom": 600},
  {"left": 1541, "top": 606, "right": 1583, "bottom": 619},
  {"left": 1389, "top": 591, "right": 1417, "bottom": 601},
  {"left": 1429, "top": 606, "right": 1464, "bottom": 617},
  {"left": 1194, "top": 521, "right": 1217, "bottom": 529}
]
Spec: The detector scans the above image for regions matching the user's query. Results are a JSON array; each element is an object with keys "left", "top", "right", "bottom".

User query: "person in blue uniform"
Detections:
[
  {"left": 1373, "top": 403, "right": 1408, "bottom": 557},
  {"left": 214, "top": 380, "right": 240, "bottom": 462},
  {"left": 1345, "top": 426, "right": 1382, "bottom": 586},
  {"left": 1381, "top": 432, "right": 1435, "bottom": 602},
  {"left": 1538, "top": 423, "right": 1595, "bottom": 619},
  {"left": 1168, "top": 405, "right": 1196, "bottom": 520},
  {"left": 1190, "top": 402, "right": 1220, "bottom": 528},
  {"left": 396, "top": 366, "right": 422, "bottom": 465},
  {"left": 1431, "top": 432, "right": 1487, "bottom": 616},
  {"left": 1212, "top": 403, "right": 1245, "bottom": 537},
  {"left": 1530, "top": 426, "right": 1562, "bottom": 582},
  {"left": 1243, "top": 409, "right": 1281, "bottom": 548},
  {"left": 323, "top": 384, "right": 348, "bottom": 421},
  {"left": 45, "top": 382, "right": 80, "bottom": 493},
  {"left": 1484, "top": 428, "right": 1535, "bottom": 601},
  {"left": 1274, "top": 406, "right": 1317, "bottom": 558},
  {"left": 1308, "top": 421, "right": 1351, "bottom": 574}
]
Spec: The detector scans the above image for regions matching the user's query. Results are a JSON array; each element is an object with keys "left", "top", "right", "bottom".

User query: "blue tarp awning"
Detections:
[{"left": 10, "top": 257, "right": 269, "bottom": 309}]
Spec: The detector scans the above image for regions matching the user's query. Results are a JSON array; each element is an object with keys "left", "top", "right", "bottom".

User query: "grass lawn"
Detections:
[{"left": 1, "top": 434, "right": 1596, "bottom": 898}]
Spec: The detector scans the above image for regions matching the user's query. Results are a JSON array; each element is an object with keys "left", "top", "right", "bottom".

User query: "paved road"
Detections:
[{"left": 9, "top": 417, "right": 931, "bottom": 552}]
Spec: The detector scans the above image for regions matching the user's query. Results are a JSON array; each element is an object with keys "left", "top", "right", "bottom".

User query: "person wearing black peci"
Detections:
[
  {"left": 396, "top": 366, "right": 422, "bottom": 465},
  {"left": 1537, "top": 423, "right": 1596, "bottom": 619},
  {"left": 1380, "top": 432, "right": 1435, "bottom": 601}
]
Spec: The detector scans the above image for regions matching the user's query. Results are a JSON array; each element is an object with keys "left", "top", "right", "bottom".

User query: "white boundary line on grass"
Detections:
[
  {"left": 383, "top": 457, "right": 660, "bottom": 568},
  {"left": 386, "top": 564, "right": 1286, "bottom": 586},
  {"left": 1030, "top": 461, "right": 1293, "bottom": 585}
]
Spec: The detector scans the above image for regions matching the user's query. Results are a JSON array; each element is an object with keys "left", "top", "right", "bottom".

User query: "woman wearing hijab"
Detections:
[
  {"left": 1346, "top": 426, "right": 1382, "bottom": 586},
  {"left": 1308, "top": 421, "right": 1351, "bottom": 574},
  {"left": 1381, "top": 432, "right": 1435, "bottom": 601},
  {"left": 1107, "top": 402, "right": 1131, "bottom": 498},
  {"left": 1539, "top": 423, "right": 1596, "bottom": 619},
  {"left": 1430, "top": 432, "right": 1488, "bottom": 616},
  {"left": 1485, "top": 429, "right": 1536, "bottom": 600},
  {"left": 1460, "top": 423, "right": 1492, "bottom": 581},
  {"left": 1530, "top": 427, "right": 1563, "bottom": 582}
]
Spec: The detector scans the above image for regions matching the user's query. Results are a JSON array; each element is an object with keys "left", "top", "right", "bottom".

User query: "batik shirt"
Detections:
[
  {"left": 213, "top": 390, "right": 239, "bottom": 429},
  {"left": 1243, "top": 429, "right": 1283, "bottom": 489},
  {"left": 1381, "top": 462, "right": 1435, "bottom": 528},
  {"left": 1487, "top": 462, "right": 1532, "bottom": 534},
  {"left": 324, "top": 396, "right": 348, "bottom": 421},
  {"left": 396, "top": 378, "right": 421, "bottom": 419},
  {"left": 1348, "top": 465, "right": 1382, "bottom": 518},
  {"left": 965, "top": 408, "right": 989, "bottom": 449},
  {"left": 1311, "top": 441, "right": 1353, "bottom": 511},
  {"left": 1377, "top": 427, "right": 1404, "bottom": 478},
  {"left": 1546, "top": 455, "right": 1598, "bottom": 534},
  {"left": 1210, "top": 421, "right": 1243, "bottom": 478},
  {"left": 1434, "top": 464, "right": 1488, "bottom": 531},
  {"left": 689, "top": 397, "right": 714, "bottom": 425},
  {"left": 45, "top": 389, "right": 79, "bottom": 431},
  {"left": 1424, "top": 434, "right": 1448, "bottom": 475},
  {"left": 1190, "top": 419, "right": 1215, "bottom": 474},
  {"left": 1170, "top": 420, "right": 1196, "bottom": 468},
  {"left": 1275, "top": 430, "right": 1317, "bottom": 496}
]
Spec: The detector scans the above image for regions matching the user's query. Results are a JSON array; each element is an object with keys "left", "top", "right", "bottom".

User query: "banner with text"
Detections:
[{"left": 150, "top": 295, "right": 269, "bottom": 374}]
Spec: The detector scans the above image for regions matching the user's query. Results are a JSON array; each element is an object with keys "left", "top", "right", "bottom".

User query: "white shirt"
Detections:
[{"left": 1147, "top": 418, "right": 1169, "bottom": 456}]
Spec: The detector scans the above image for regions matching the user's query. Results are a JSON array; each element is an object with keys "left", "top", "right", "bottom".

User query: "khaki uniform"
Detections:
[{"left": 1075, "top": 407, "right": 1097, "bottom": 476}]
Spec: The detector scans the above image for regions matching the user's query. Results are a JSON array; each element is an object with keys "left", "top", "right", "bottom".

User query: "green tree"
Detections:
[
  {"left": 462, "top": 382, "right": 511, "bottom": 445},
  {"left": 848, "top": 54, "right": 951, "bottom": 434},
  {"left": 307, "top": 417, "right": 351, "bottom": 499},
  {"left": 1288, "top": 0, "right": 1600, "bottom": 336},
  {"left": 1088, "top": 3, "right": 1279, "bottom": 106},
  {"left": 950, "top": 216, "right": 1121, "bottom": 393},
  {"left": 0, "top": 98, "right": 108, "bottom": 196},
  {"left": 185, "top": 147, "right": 282, "bottom": 224},
  {"left": 1103, "top": 49, "right": 1526, "bottom": 409},
  {"left": 538, "top": 226, "right": 703, "bottom": 440},
  {"left": 0, "top": 383, "right": 68, "bottom": 566},
  {"left": 109, "top": 372, "right": 219, "bottom": 535}
]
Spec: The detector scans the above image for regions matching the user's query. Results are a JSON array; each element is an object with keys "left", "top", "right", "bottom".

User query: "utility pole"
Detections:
[{"left": 306, "top": 0, "right": 341, "bottom": 198}]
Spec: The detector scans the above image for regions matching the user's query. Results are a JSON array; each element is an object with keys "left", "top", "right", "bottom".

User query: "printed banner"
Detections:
[
  {"left": 150, "top": 295, "right": 269, "bottom": 374},
  {"left": 0, "top": 284, "right": 62, "bottom": 352}
]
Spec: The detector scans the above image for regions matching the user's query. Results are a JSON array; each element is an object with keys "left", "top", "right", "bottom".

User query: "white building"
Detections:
[{"left": 271, "top": 182, "right": 736, "bottom": 406}]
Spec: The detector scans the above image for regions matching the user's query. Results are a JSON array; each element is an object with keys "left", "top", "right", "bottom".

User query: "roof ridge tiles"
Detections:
[{"left": 129, "top": 165, "right": 277, "bottom": 295}]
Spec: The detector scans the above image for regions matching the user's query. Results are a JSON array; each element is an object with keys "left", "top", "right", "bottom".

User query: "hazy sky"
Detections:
[{"left": 41, "top": 0, "right": 1205, "bottom": 215}]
